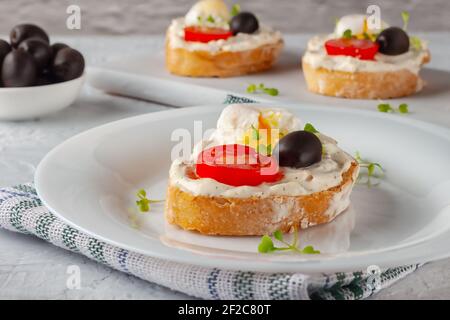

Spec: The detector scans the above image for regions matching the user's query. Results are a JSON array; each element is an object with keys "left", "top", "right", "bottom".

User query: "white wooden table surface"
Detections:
[{"left": 0, "top": 35, "right": 449, "bottom": 300}]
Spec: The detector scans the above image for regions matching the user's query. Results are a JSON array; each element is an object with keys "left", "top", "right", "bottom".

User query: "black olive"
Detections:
[
  {"left": 0, "top": 40, "right": 12, "bottom": 83},
  {"left": 18, "top": 38, "right": 52, "bottom": 70},
  {"left": 50, "top": 43, "right": 69, "bottom": 59},
  {"left": 273, "top": 131, "right": 322, "bottom": 168},
  {"left": 230, "top": 12, "right": 259, "bottom": 35},
  {"left": 376, "top": 27, "right": 410, "bottom": 55},
  {"left": 0, "top": 40, "right": 11, "bottom": 63},
  {"left": 34, "top": 74, "right": 54, "bottom": 86},
  {"left": 10, "top": 24, "right": 49, "bottom": 48},
  {"left": 2, "top": 50, "right": 38, "bottom": 87},
  {"left": 51, "top": 47, "right": 85, "bottom": 81}
]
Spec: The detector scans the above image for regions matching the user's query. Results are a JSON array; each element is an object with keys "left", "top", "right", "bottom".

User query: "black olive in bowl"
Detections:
[
  {"left": 18, "top": 38, "right": 52, "bottom": 70},
  {"left": 2, "top": 50, "right": 38, "bottom": 87},
  {"left": 52, "top": 47, "right": 85, "bottom": 82},
  {"left": 10, "top": 24, "right": 50, "bottom": 48}
]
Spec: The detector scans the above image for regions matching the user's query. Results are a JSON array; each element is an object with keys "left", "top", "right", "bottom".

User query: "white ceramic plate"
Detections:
[{"left": 35, "top": 103, "right": 450, "bottom": 273}]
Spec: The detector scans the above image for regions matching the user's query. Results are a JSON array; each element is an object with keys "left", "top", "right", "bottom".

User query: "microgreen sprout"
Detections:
[
  {"left": 231, "top": 4, "right": 241, "bottom": 17},
  {"left": 400, "top": 12, "right": 424, "bottom": 51},
  {"left": 355, "top": 151, "right": 384, "bottom": 186},
  {"left": 377, "top": 103, "right": 393, "bottom": 113},
  {"left": 247, "top": 83, "right": 279, "bottom": 96},
  {"left": 398, "top": 103, "right": 409, "bottom": 114},
  {"left": 401, "top": 11, "right": 410, "bottom": 31},
  {"left": 342, "top": 29, "right": 353, "bottom": 39},
  {"left": 258, "top": 228, "right": 320, "bottom": 254},
  {"left": 250, "top": 124, "right": 272, "bottom": 155},
  {"left": 136, "top": 189, "right": 164, "bottom": 213},
  {"left": 377, "top": 102, "right": 409, "bottom": 114},
  {"left": 303, "top": 123, "right": 325, "bottom": 154},
  {"left": 258, "top": 143, "right": 272, "bottom": 155},
  {"left": 410, "top": 36, "right": 422, "bottom": 50},
  {"left": 304, "top": 123, "right": 319, "bottom": 133}
]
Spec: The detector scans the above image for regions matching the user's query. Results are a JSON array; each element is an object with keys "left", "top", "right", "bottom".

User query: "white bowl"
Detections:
[{"left": 0, "top": 73, "right": 85, "bottom": 121}]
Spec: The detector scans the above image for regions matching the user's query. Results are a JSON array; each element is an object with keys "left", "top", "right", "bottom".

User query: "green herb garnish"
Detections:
[
  {"left": 400, "top": 12, "right": 424, "bottom": 51},
  {"left": 355, "top": 152, "right": 384, "bottom": 186},
  {"left": 377, "top": 103, "right": 409, "bottom": 114},
  {"left": 304, "top": 123, "right": 319, "bottom": 133},
  {"left": 342, "top": 29, "right": 352, "bottom": 39},
  {"left": 303, "top": 123, "right": 325, "bottom": 154},
  {"left": 135, "top": 189, "right": 164, "bottom": 213},
  {"left": 247, "top": 84, "right": 257, "bottom": 93},
  {"left": 206, "top": 15, "right": 215, "bottom": 23},
  {"left": 231, "top": 4, "right": 241, "bottom": 17},
  {"left": 398, "top": 103, "right": 409, "bottom": 114},
  {"left": 401, "top": 11, "right": 410, "bottom": 31},
  {"left": 258, "top": 228, "right": 320, "bottom": 254},
  {"left": 377, "top": 103, "right": 394, "bottom": 113},
  {"left": 264, "top": 87, "right": 279, "bottom": 96},
  {"left": 250, "top": 125, "right": 272, "bottom": 155},
  {"left": 258, "top": 143, "right": 272, "bottom": 155},
  {"left": 410, "top": 36, "right": 422, "bottom": 50},
  {"left": 251, "top": 124, "right": 260, "bottom": 140},
  {"left": 247, "top": 83, "right": 279, "bottom": 96}
]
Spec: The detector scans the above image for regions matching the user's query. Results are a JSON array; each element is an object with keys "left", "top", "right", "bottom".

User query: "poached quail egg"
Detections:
[
  {"left": 185, "top": 0, "right": 230, "bottom": 29},
  {"left": 334, "top": 14, "right": 388, "bottom": 38},
  {"left": 192, "top": 104, "right": 302, "bottom": 160}
]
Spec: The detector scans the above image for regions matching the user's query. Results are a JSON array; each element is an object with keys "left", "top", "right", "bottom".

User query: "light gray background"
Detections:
[{"left": 0, "top": 0, "right": 448, "bottom": 35}]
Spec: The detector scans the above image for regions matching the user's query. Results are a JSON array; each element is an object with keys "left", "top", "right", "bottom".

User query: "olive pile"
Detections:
[{"left": 0, "top": 24, "right": 85, "bottom": 87}]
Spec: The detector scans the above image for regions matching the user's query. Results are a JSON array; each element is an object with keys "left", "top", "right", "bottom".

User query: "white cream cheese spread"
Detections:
[
  {"left": 302, "top": 33, "right": 428, "bottom": 74},
  {"left": 169, "top": 104, "right": 356, "bottom": 198},
  {"left": 167, "top": 18, "right": 282, "bottom": 53}
]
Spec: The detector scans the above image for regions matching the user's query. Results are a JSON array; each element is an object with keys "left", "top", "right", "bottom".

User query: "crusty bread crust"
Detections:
[
  {"left": 165, "top": 35, "right": 283, "bottom": 78},
  {"left": 165, "top": 162, "right": 359, "bottom": 236},
  {"left": 302, "top": 51, "right": 431, "bottom": 99}
]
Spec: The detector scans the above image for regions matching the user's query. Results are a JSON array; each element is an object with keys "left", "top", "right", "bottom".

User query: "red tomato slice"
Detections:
[
  {"left": 196, "top": 144, "right": 283, "bottom": 187},
  {"left": 325, "top": 38, "right": 379, "bottom": 60},
  {"left": 184, "top": 26, "right": 233, "bottom": 43}
]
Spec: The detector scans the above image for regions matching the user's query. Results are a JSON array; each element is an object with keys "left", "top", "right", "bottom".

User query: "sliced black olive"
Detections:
[
  {"left": 273, "top": 131, "right": 322, "bottom": 168},
  {"left": 230, "top": 12, "right": 259, "bottom": 35},
  {"left": 376, "top": 27, "right": 410, "bottom": 55}
]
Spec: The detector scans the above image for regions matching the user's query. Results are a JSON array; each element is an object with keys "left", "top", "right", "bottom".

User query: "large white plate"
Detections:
[{"left": 35, "top": 103, "right": 450, "bottom": 273}]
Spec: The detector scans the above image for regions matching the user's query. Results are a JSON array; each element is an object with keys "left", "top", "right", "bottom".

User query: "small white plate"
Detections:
[
  {"left": 0, "top": 74, "right": 84, "bottom": 121},
  {"left": 35, "top": 103, "right": 450, "bottom": 273}
]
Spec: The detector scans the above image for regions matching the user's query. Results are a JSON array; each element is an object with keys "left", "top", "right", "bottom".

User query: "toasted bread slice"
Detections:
[
  {"left": 302, "top": 51, "right": 431, "bottom": 99},
  {"left": 165, "top": 36, "right": 283, "bottom": 78},
  {"left": 165, "top": 161, "right": 359, "bottom": 236}
]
